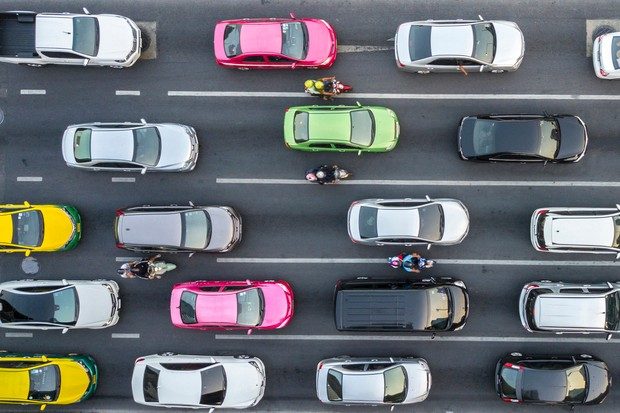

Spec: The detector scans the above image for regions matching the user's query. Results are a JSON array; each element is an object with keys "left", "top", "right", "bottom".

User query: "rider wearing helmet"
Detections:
[{"left": 304, "top": 79, "right": 320, "bottom": 96}]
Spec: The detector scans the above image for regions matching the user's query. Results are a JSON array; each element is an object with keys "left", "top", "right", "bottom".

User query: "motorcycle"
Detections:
[
  {"left": 118, "top": 255, "right": 177, "bottom": 279},
  {"left": 388, "top": 253, "right": 435, "bottom": 273},
  {"left": 305, "top": 165, "right": 351, "bottom": 184},
  {"left": 304, "top": 77, "right": 352, "bottom": 99}
]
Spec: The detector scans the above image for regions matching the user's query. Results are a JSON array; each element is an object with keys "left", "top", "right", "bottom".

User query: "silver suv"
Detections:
[{"left": 519, "top": 281, "right": 620, "bottom": 340}]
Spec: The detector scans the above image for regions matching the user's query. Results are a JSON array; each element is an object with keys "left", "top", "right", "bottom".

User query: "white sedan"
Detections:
[
  {"left": 131, "top": 354, "right": 266, "bottom": 410},
  {"left": 593, "top": 32, "right": 620, "bottom": 79}
]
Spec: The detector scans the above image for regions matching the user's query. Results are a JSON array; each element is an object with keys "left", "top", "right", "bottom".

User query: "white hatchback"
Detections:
[{"left": 593, "top": 32, "right": 620, "bottom": 79}]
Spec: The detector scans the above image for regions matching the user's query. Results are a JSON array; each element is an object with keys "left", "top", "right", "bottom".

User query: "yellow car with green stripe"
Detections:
[
  {"left": 0, "top": 352, "right": 97, "bottom": 410},
  {"left": 0, "top": 202, "right": 81, "bottom": 255}
]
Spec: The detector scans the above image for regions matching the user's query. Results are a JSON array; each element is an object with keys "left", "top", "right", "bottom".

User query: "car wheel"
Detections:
[
  {"left": 510, "top": 352, "right": 522, "bottom": 357},
  {"left": 159, "top": 352, "right": 176, "bottom": 356},
  {"left": 234, "top": 355, "right": 251, "bottom": 359}
]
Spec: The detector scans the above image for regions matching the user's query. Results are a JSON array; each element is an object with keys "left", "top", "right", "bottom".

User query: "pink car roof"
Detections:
[
  {"left": 240, "top": 23, "right": 282, "bottom": 54},
  {"left": 195, "top": 293, "right": 237, "bottom": 324}
]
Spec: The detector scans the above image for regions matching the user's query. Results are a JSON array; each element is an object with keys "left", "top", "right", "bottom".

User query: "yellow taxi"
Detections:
[
  {"left": 0, "top": 202, "right": 81, "bottom": 255},
  {"left": 0, "top": 352, "right": 97, "bottom": 409}
]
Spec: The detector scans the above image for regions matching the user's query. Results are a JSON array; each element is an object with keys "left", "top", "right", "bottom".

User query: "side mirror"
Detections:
[
  {"left": 23, "top": 201, "right": 31, "bottom": 207},
  {"left": 41, "top": 356, "right": 48, "bottom": 362},
  {"left": 355, "top": 101, "right": 362, "bottom": 107},
  {"left": 616, "top": 204, "right": 620, "bottom": 211},
  {"left": 390, "top": 406, "right": 395, "bottom": 412},
  {"left": 425, "top": 195, "right": 431, "bottom": 201},
  {"left": 245, "top": 279, "right": 252, "bottom": 285},
  {"left": 616, "top": 252, "right": 620, "bottom": 260},
  {"left": 189, "top": 252, "right": 195, "bottom": 258},
  {"left": 291, "top": 62, "right": 297, "bottom": 69},
  {"left": 140, "top": 118, "right": 147, "bottom": 124},
  {"left": 24, "top": 250, "right": 31, "bottom": 257},
  {"left": 83, "top": 7, "right": 90, "bottom": 15},
  {"left": 140, "top": 167, "right": 147, "bottom": 175},
  {"left": 426, "top": 244, "right": 431, "bottom": 250},
  {"left": 82, "top": 59, "right": 89, "bottom": 66},
  {"left": 62, "top": 279, "right": 68, "bottom": 285},
  {"left": 357, "top": 150, "right": 362, "bottom": 156},
  {"left": 289, "top": 12, "right": 297, "bottom": 19},
  {"left": 189, "top": 201, "right": 194, "bottom": 207},
  {"left": 247, "top": 329, "right": 253, "bottom": 335},
  {"left": 478, "top": 14, "right": 484, "bottom": 20},
  {"left": 208, "top": 408, "right": 215, "bottom": 413},
  {"left": 606, "top": 333, "right": 612, "bottom": 341},
  {"left": 61, "top": 328, "right": 69, "bottom": 334},
  {"left": 40, "top": 404, "right": 47, "bottom": 411}
]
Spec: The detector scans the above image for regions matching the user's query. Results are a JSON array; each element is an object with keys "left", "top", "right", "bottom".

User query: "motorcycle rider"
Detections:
[
  {"left": 118, "top": 254, "right": 163, "bottom": 279},
  {"left": 402, "top": 252, "right": 434, "bottom": 273},
  {"left": 306, "top": 165, "right": 337, "bottom": 184},
  {"left": 304, "top": 77, "right": 341, "bottom": 100}
]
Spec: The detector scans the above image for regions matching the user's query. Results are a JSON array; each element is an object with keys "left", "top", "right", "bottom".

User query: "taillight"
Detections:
[
  {"left": 285, "top": 108, "right": 289, "bottom": 112},
  {"left": 396, "top": 60, "right": 404, "bottom": 68},
  {"left": 599, "top": 68, "right": 608, "bottom": 77},
  {"left": 317, "top": 362, "right": 324, "bottom": 370},
  {"left": 537, "top": 209, "right": 548, "bottom": 216},
  {"left": 501, "top": 396, "right": 520, "bottom": 403},
  {"left": 115, "top": 209, "right": 125, "bottom": 217},
  {"left": 525, "top": 283, "right": 539, "bottom": 291},
  {"left": 504, "top": 362, "right": 523, "bottom": 371},
  {"left": 135, "top": 357, "right": 144, "bottom": 363},
  {"left": 115, "top": 242, "right": 125, "bottom": 249}
]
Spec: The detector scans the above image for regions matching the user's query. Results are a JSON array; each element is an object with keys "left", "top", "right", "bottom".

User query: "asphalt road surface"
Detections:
[{"left": 0, "top": 1, "right": 619, "bottom": 412}]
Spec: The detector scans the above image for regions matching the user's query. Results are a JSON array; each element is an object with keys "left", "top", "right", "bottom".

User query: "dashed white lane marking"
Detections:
[
  {"left": 16, "top": 176, "right": 42, "bottom": 182},
  {"left": 115, "top": 257, "right": 142, "bottom": 262},
  {"left": 20, "top": 89, "right": 46, "bottom": 95},
  {"left": 217, "top": 178, "right": 620, "bottom": 187},
  {"left": 112, "top": 333, "right": 140, "bottom": 339},
  {"left": 169, "top": 91, "right": 305, "bottom": 97},
  {"left": 215, "top": 334, "right": 615, "bottom": 343},
  {"left": 5, "top": 332, "right": 33, "bottom": 338},
  {"left": 217, "top": 258, "right": 620, "bottom": 266},
  {"left": 111, "top": 177, "right": 135, "bottom": 183},
  {"left": 338, "top": 45, "right": 394, "bottom": 52},
  {"left": 116, "top": 90, "right": 141, "bottom": 96}
]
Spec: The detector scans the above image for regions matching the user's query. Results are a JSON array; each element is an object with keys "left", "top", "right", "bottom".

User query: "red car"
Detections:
[
  {"left": 170, "top": 279, "right": 294, "bottom": 332},
  {"left": 213, "top": 13, "right": 337, "bottom": 69}
]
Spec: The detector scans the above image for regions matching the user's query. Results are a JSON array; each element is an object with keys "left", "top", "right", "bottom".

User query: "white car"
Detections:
[
  {"left": 62, "top": 120, "right": 199, "bottom": 173},
  {"left": 347, "top": 197, "right": 470, "bottom": 247},
  {"left": 394, "top": 19, "right": 524, "bottom": 73},
  {"left": 131, "top": 354, "right": 266, "bottom": 410},
  {"left": 593, "top": 32, "right": 620, "bottom": 79},
  {"left": 0, "top": 279, "right": 120, "bottom": 332},
  {"left": 316, "top": 357, "right": 431, "bottom": 406},
  {"left": 531, "top": 206, "right": 620, "bottom": 257}
]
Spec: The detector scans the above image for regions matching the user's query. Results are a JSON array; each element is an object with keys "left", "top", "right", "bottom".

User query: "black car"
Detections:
[
  {"left": 495, "top": 353, "right": 611, "bottom": 405},
  {"left": 458, "top": 114, "right": 588, "bottom": 162},
  {"left": 334, "top": 277, "right": 469, "bottom": 332}
]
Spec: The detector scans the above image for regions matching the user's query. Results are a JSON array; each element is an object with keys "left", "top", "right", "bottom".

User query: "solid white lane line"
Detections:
[
  {"left": 168, "top": 91, "right": 620, "bottom": 100},
  {"left": 115, "top": 257, "right": 142, "bottom": 262},
  {"left": 16, "top": 176, "right": 43, "bottom": 182},
  {"left": 216, "top": 178, "right": 620, "bottom": 187},
  {"left": 111, "top": 333, "right": 140, "bottom": 339},
  {"left": 20, "top": 89, "right": 46, "bottom": 95},
  {"left": 5, "top": 332, "right": 33, "bottom": 338},
  {"left": 217, "top": 258, "right": 620, "bottom": 266},
  {"left": 215, "top": 334, "right": 614, "bottom": 343},
  {"left": 111, "top": 177, "right": 135, "bottom": 183},
  {"left": 116, "top": 90, "right": 141, "bottom": 96},
  {"left": 338, "top": 45, "right": 394, "bottom": 52}
]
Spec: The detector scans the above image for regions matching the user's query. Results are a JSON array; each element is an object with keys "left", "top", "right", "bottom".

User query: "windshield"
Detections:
[
  {"left": 471, "top": 23, "right": 496, "bottom": 63},
  {"left": 281, "top": 22, "right": 307, "bottom": 60},
  {"left": 500, "top": 366, "right": 519, "bottom": 398},
  {"left": 358, "top": 206, "right": 378, "bottom": 239},
  {"left": 143, "top": 366, "right": 159, "bottom": 403},
  {"left": 223, "top": 24, "right": 242, "bottom": 57},
  {"left": 565, "top": 365, "right": 587, "bottom": 403},
  {"left": 72, "top": 17, "right": 99, "bottom": 56},
  {"left": 613, "top": 216, "right": 620, "bottom": 248},
  {"left": 383, "top": 366, "right": 407, "bottom": 403},
  {"left": 426, "top": 287, "right": 451, "bottom": 330},
  {"left": 28, "top": 365, "right": 60, "bottom": 402},
  {"left": 538, "top": 119, "right": 560, "bottom": 159},
  {"left": 236, "top": 288, "right": 264, "bottom": 326},
  {"left": 179, "top": 291, "right": 198, "bottom": 324},
  {"left": 181, "top": 210, "right": 210, "bottom": 249},
  {"left": 417, "top": 204, "right": 443, "bottom": 241},
  {"left": 200, "top": 366, "right": 227, "bottom": 405},
  {"left": 0, "top": 287, "right": 78, "bottom": 325},
  {"left": 605, "top": 291, "right": 620, "bottom": 330},
  {"left": 73, "top": 128, "right": 92, "bottom": 162},
  {"left": 293, "top": 112, "right": 309, "bottom": 143},
  {"left": 326, "top": 369, "right": 343, "bottom": 401},
  {"left": 350, "top": 110, "right": 375, "bottom": 147},
  {"left": 11, "top": 210, "right": 43, "bottom": 247},
  {"left": 132, "top": 127, "right": 161, "bottom": 166}
]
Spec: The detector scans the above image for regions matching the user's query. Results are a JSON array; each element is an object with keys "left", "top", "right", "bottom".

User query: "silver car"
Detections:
[
  {"left": 0, "top": 279, "right": 120, "bottom": 332},
  {"left": 316, "top": 357, "right": 431, "bottom": 406},
  {"left": 115, "top": 203, "right": 241, "bottom": 253},
  {"left": 592, "top": 32, "right": 620, "bottom": 79},
  {"left": 131, "top": 354, "right": 265, "bottom": 409},
  {"left": 394, "top": 19, "right": 524, "bottom": 73},
  {"left": 62, "top": 119, "right": 199, "bottom": 173},
  {"left": 347, "top": 197, "right": 469, "bottom": 247},
  {"left": 531, "top": 206, "right": 620, "bottom": 258},
  {"left": 519, "top": 281, "right": 620, "bottom": 340}
]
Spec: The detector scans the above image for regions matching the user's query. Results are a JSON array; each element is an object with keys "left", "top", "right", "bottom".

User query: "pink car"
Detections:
[
  {"left": 213, "top": 13, "right": 337, "bottom": 69},
  {"left": 170, "top": 279, "right": 294, "bottom": 332}
]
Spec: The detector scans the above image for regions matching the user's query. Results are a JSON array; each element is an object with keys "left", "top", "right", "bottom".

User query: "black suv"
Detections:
[{"left": 334, "top": 277, "right": 469, "bottom": 332}]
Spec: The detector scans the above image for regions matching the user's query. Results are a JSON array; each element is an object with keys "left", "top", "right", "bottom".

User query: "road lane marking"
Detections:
[
  {"left": 169, "top": 91, "right": 620, "bottom": 100},
  {"left": 111, "top": 177, "right": 135, "bottom": 183},
  {"left": 16, "top": 176, "right": 42, "bottom": 182},
  {"left": 338, "top": 45, "right": 394, "bottom": 52},
  {"left": 215, "top": 334, "right": 616, "bottom": 343},
  {"left": 115, "top": 257, "right": 142, "bottom": 262},
  {"left": 20, "top": 89, "right": 46, "bottom": 95},
  {"left": 217, "top": 258, "right": 620, "bottom": 266},
  {"left": 112, "top": 333, "right": 140, "bottom": 339},
  {"left": 116, "top": 90, "right": 141, "bottom": 96},
  {"left": 5, "top": 332, "right": 33, "bottom": 338},
  {"left": 217, "top": 178, "right": 620, "bottom": 187}
]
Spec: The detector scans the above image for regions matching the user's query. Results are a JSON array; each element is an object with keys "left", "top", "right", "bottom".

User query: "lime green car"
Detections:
[{"left": 284, "top": 104, "right": 400, "bottom": 152}]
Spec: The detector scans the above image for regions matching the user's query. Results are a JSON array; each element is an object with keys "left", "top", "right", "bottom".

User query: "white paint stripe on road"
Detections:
[
  {"left": 20, "top": 89, "right": 46, "bottom": 95},
  {"left": 338, "top": 45, "right": 394, "bottom": 52},
  {"left": 111, "top": 177, "right": 136, "bottom": 183},
  {"left": 215, "top": 334, "right": 615, "bottom": 343},
  {"left": 5, "top": 332, "right": 33, "bottom": 338},
  {"left": 16, "top": 176, "right": 42, "bottom": 182},
  {"left": 115, "top": 256, "right": 142, "bottom": 262},
  {"left": 111, "top": 333, "right": 140, "bottom": 339},
  {"left": 217, "top": 258, "right": 620, "bottom": 266},
  {"left": 116, "top": 90, "right": 141, "bottom": 96},
  {"left": 168, "top": 91, "right": 620, "bottom": 101},
  {"left": 217, "top": 178, "right": 620, "bottom": 187}
]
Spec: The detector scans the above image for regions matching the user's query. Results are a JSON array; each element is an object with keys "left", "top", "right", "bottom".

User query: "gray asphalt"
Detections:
[{"left": 0, "top": 0, "right": 619, "bottom": 412}]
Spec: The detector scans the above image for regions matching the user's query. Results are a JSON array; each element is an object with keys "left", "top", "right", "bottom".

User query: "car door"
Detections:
[
  {"left": 426, "top": 58, "right": 461, "bottom": 73},
  {"left": 39, "top": 51, "right": 85, "bottom": 66},
  {"left": 90, "top": 162, "right": 144, "bottom": 172},
  {"left": 266, "top": 55, "right": 296, "bottom": 69}
]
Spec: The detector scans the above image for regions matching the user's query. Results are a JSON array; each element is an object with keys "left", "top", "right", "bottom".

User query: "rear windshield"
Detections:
[
  {"left": 0, "top": 287, "right": 78, "bottom": 325},
  {"left": 223, "top": 24, "right": 242, "bottom": 57},
  {"left": 29, "top": 365, "right": 60, "bottom": 402},
  {"left": 133, "top": 127, "right": 161, "bottom": 166},
  {"left": 500, "top": 366, "right": 519, "bottom": 398},
  {"left": 179, "top": 291, "right": 197, "bottom": 324},
  {"left": 181, "top": 210, "right": 210, "bottom": 249},
  {"left": 73, "top": 128, "right": 92, "bottom": 162},
  {"left": 409, "top": 25, "right": 432, "bottom": 60},
  {"left": 418, "top": 204, "right": 443, "bottom": 241},
  {"left": 281, "top": 22, "right": 307, "bottom": 60},
  {"left": 383, "top": 366, "right": 407, "bottom": 403},
  {"left": 358, "top": 206, "right": 378, "bottom": 239},
  {"left": 326, "top": 369, "right": 343, "bottom": 401},
  {"left": 236, "top": 288, "right": 264, "bottom": 326},
  {"left": 200, "top": 366, "right": 226, "bottom": 405},
  {"left": 612, "top": 36, "right": 620, "bottom": 70},
  {"left": 143, "top": 366, "right": 160, "bottom": 403},
  {"left": 12, "top": 210, "right": 43, "bottom": 247},
  {"left": 425, "top": 287, "right": 451, "bottom": 330},
  {"left": 350, "top": 110, "right": 375, "bottom": 147},
  {"left": 606, "top": 291, "right": 620, "bottom": 330},
  {"left": 293, "top": 112, "right": 309, "bottom": 143},
  {"left": 471, "top": 23, "right": 496, "bottom": 63},
  {"left": 72, "top": 17, "right": 99, "bottom": 56}
]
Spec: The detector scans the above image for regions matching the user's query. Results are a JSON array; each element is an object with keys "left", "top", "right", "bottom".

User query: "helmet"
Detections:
[
  {"left": 389, "top": 257, "right": 401, "bottom": 268},
  {"left": 402, "top": 260, "right": 413, "bottom": 269},
  {"left": 304, "top": 80, "right": 315, "bottom": 89},
  {"left": 315, "top": 81, "right": 324, "bottom": 90},
  {"left": 316, "top": 170, "right": 326, "bottom": 178},
  {"left": 305, "top": 172, "right": 317, "bottom": 181}
]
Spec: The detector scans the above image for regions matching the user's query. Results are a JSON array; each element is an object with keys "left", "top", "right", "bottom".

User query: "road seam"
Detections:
[
  {"left": 16, "top": 176, "right": 43, "bottom": 182},
  {"left": 111, "top": 333, "right": 140, "bottom": 339},
  {"left": 20, "top": 89, "right": 45, "bottom": 95},
  {"left": 5, "top": 332, "right": 33, "bottom": 338},
  {"left": 111, "top": 177, "right": 136, "bottom": 183},
  {"left": 116, "top": 90, "right": 141, "bottom": 96},
  {"left": 217, "top": 258, "right": 620, "bottom": 266}
]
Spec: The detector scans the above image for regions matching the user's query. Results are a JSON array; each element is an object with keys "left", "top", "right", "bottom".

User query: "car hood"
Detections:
[
  {"left": 556, "top": 116, "right": 587, "bottom": 159},
  {"left": 304, "top": 20, "right": 336, "bottom": 64},
  {"left": 96, "top": 15, "right": 135, "bottom": 60},
  {"left": 440, "top": 201, "right": 469, "bottom": 244},
  {"left": 404, "top": 363, "right": 431, "bottom": 402},
  {"left": 205, "top": 207, "right": 234, "bottom": 251},
  {"left": 492, "top": 21, "right": 524, "bottom": 67},
  {"left": 458, "top": 117, "right": 477, "bottom": 158},
  {"left": 223, "top": 363, "right": 264, "bottom": 407},
  {"left": 260, "top": 284, "right": 293, "bottom": 328},
  {"left": 395, "top": 23, "right": 413, "bottom": 64},
  {"left": 157, "top": 125, "right": 193, "bottom": 168},
  {"left": 585, "top": 363, "right": 611, "bottom": 403},
  {"left": 40, "top": 207, "right": 76, "bottom": 250},
  {"left": 75, "top": 284, "right": 114, "bottom": 327},
  {"left": 370, "top": 107, "right": 399, "bottom": 150},
  {"left": 62, "top": 127, "right": 78, "bottom": 164},
  {"left": 448, "top": 286, "right": 469, "bottom": 329},
  {"left": 58, "top": 362, "right": 91, "bottom": 403}
]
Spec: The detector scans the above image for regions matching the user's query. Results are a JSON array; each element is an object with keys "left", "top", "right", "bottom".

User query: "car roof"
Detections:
[
  {"left": 431, "top": 25, "right": 473, "bottom": 57},
  {"left": 157, "top": 368, "right": 202, "bottom": 405},
  {"left": 534, "top": 295, "right": 606, "bottom": 329},
  {"left": 118, "top": 212, "right": 182, "bottom": 247},
  {"left": 240, "top": 22, "right": 281, "bottom": 54},
  {"left": 376, "top": 208, "right": 420, "bottom": 237},
  {"left": 342, "top": 372, "right": 383, "bottom": 402},
  {"left": 90, "top": 129, "right": 134, "bottom": 161},
  {"left": 307, "top": 111, "right": 351, "bottom": 143},
  {"left": 549, "top": 216, "right": 614, "bottom": 247},
  {"left": 521, "top": 368, "right": 567, "bottom": 402},
  {"left": 195, "top": 292, "right": 238, "bottom": 324}
]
